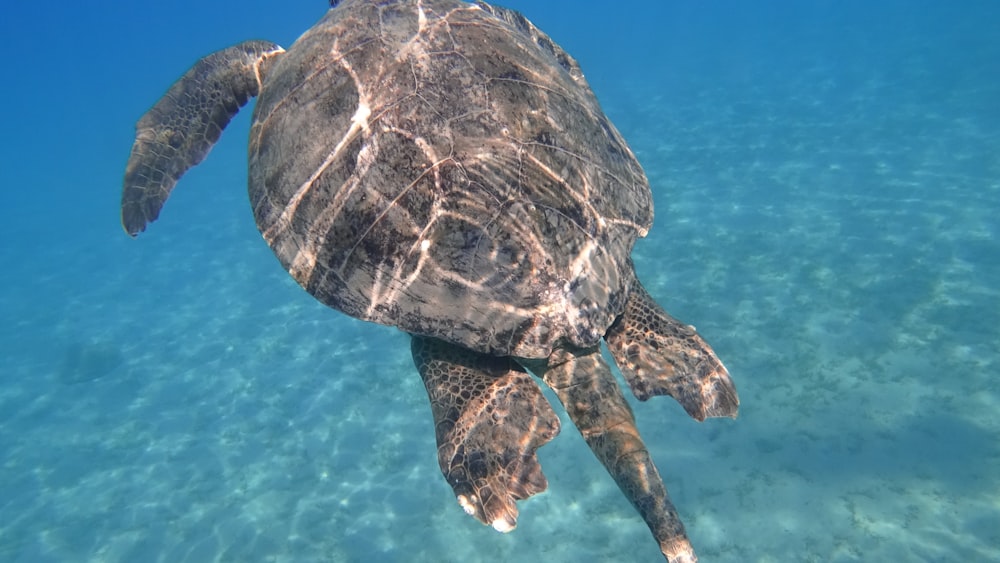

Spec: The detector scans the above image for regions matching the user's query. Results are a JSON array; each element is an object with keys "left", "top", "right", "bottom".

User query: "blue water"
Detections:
[{"left": 1, "top": 1, "right": 997, "bottom": 561}]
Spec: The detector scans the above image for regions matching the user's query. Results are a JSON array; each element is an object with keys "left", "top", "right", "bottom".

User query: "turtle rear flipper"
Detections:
[
  {"left": 539, "top": 348, "right": 696, "bottom": 563},
  {"left": 411, "top": 336, "right": 560, "bottom": 532},
  {"left": 121, "top": 40, "right": 283, "bottom": 236},
  {"left": 606, "top": 279, "right": 739, "bottom": 421}
]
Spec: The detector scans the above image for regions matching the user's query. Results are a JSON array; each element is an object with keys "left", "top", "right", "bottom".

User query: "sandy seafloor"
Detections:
[{"left": 1, "top": 1, "right": 997, "bottom": 561}]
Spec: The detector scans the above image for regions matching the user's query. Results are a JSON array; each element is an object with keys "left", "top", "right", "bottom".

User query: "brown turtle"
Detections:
[{"left": 121, "top": 1, "right": 739, "bottom": 560}]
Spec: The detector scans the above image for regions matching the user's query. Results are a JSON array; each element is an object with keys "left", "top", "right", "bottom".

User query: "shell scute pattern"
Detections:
[{"left": 250, "top": 0, "right": 650, "bottom": 357}]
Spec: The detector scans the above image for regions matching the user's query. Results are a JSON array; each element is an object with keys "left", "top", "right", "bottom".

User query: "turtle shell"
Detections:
[{"left": 248, "top": 0, "right": 652, "bottom": 358}]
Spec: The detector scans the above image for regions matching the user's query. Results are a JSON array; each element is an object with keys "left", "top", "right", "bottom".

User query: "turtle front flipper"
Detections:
[
  {"left": 606, "top": 279, "right": 739, "bottom": 421},
  {"left": 411, "top": 336, "right": 560, "bottom": 533},
  {"left": 538, "top": 348, "right": 696, "bottom": 563},
  {"left": 121, "top": 40, "right": 284, "bottom": 236}
]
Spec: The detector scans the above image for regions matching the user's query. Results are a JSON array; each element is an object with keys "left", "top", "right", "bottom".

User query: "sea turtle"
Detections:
[{"left": 121, "top": 1, "right": 739, "bottom": 561}]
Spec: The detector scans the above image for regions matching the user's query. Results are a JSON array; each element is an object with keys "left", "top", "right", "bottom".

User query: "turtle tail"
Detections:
[{"left": 121, "top": 40, "right": 284, "bottom": 237}]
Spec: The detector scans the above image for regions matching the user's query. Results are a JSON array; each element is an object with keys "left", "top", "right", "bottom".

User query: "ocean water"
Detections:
[{"left": 1, "top": 0, "right": 997, "bottom": 561}]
